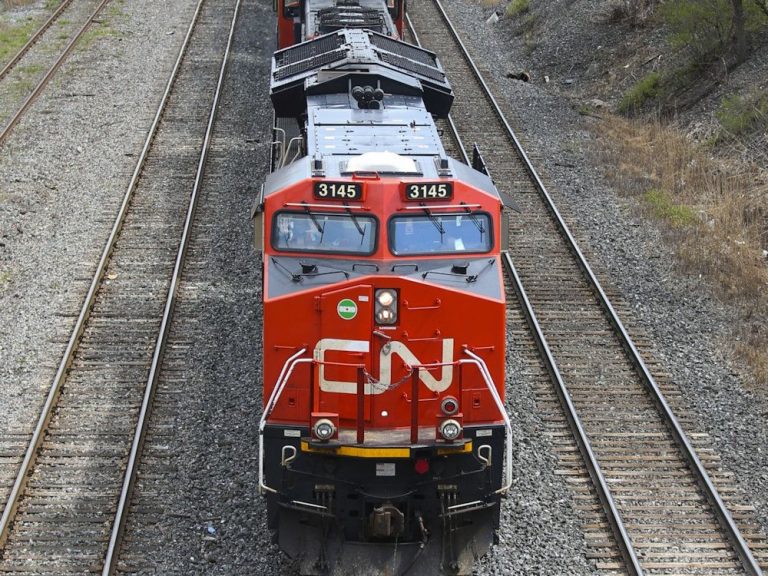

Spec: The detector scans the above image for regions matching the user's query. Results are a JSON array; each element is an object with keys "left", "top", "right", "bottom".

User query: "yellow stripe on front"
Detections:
[
  {"left": 300, "top": 441, "right": 473, "bottom": 458},
  {"left": 337, "top": 446, "right": 412, "bottom": 458},
  {"left": 437, "top": 442, "right": 473, "bottom": 455},
  {"left": 300, "top": 441, "right": 410, "bottom": 458}
]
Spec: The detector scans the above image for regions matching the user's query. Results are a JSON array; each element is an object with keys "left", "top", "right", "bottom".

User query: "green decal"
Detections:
[{"left": 337, "top": 298, "right": 358, "bottom": 320}]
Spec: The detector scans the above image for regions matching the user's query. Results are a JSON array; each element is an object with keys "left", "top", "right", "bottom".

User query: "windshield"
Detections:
[
  {"left": 389, "top": 213, "right": 492, "bottom": 255},
  {"left": 272, "top": 211, "right": 377, "bottom": 255}
]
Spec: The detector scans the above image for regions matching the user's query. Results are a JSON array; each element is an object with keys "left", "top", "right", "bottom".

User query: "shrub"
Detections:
[
  {"left": 716, "top": 93, "right": 768, "bottom": 137},
  {"left": 506, "top": 0, "right": 530, "bottom": 17},
  {"left": 607, "top": 0, "right": 659, "bottom": 26},
  {"left": 661, "top": 0, "right": 732, "bottom": 56},
  {"left": 661, "top": 0, "right": 768, "bottom": 61},
  {"left": 618, "top": 72, "right": 661, "bottom": 113}
]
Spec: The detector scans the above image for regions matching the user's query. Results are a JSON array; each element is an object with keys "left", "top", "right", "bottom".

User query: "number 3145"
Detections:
[{"left": 407, "top": 183, "right": 450, "bottom": 199}]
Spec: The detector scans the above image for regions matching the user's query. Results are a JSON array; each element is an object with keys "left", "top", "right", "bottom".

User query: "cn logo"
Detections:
[{"left": 314, "top": 338, "right": 455, "bottom": 395}]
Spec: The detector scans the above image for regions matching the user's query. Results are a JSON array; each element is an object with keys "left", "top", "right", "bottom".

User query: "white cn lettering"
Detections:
[{"left": 314, "top": 338, "right": 454, "bottom": 395}]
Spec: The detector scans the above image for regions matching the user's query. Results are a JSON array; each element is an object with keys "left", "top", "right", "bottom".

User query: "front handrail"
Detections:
[
  {"left": 459, "top": 351, "right": 513, "bottom": 494},
  {"left": 259, "top": 349, "right": 310, "bottom": 494},
  {"left": 258, "top": 349, "right": 512, "bottom": 496}
]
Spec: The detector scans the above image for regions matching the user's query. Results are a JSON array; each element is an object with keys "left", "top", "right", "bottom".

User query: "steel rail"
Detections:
[
  {"left": 501, "top": 252, "right": 643, "bottom": 574},
  {"left": 101, "top": 0, "right": 243, "bottom": 571},
  {"left": 403, "top": 13, "right": 469, "bottom": 165},
  {"left": 0, "top": 0, "right": 113, "bottom": 146},
  {"left": 413, "top": 6, "right": 636, "bottom": 562},
  {"left": 0, "top": 0, "right": 207, "bottom": 552},
  {"left": 425, "top": 0, "right": 764, "bottom": 572},
  {"left": 0, "top": 0, "right": 76, "bottom": 81},
  {"left": 414, "top": 10, "right": 635, "bottom": 565}
]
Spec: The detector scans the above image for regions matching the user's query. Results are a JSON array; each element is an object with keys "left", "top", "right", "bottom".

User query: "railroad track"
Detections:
[
  {"left": 408, "top": 1, "right": 768, "bottom": 574},
  {"left": 0, "top": 0, "right": 241, "bottom": 572},
  {"left": 0, "top": 0, "right": 113, "bottom": 145},
  {"left": 0, "top": 0, "right": 75, "bottom": 81}
]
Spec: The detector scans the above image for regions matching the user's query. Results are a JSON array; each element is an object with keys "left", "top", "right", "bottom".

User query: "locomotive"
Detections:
[
  {"left": 275, "top": 0, "right": 405, "bottom": 48},
  {"left": 254, "top": 1, "right": 513, "bottom": 573}
]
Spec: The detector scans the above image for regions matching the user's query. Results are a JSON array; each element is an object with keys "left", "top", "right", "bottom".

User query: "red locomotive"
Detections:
[
  {"left": 255, "top": 3, "right": 512, "bottom": 573},
  {"left": 275, "top": 0, "right": 405, "bottom": 48}
]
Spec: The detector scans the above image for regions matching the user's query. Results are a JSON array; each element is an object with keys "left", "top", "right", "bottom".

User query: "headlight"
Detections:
[
  {"left": 374, "top": 289, "right": 398, "bottom": 325},
  {"left": 313, "top": 418, "right": 336, "bottom": 441},
  {"left": 377, "top": 290, "right": 395, "bottom": 306},
  {"left": 376, "top": 308, "right": 395, "bottom": 323},
  {"left": 438, "top": 419, "right": 462, "bottom": 441}
]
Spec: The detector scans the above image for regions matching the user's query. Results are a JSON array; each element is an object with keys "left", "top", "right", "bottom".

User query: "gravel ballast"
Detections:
[
  {"left": 438, "top": 0, "right": 768, "bottom": 542},
  {"left": 115, "top": 0, "right": 287, "bottom": 572},
  {"left": 0, "top": 0, "right": 200, "bottom": 436}
]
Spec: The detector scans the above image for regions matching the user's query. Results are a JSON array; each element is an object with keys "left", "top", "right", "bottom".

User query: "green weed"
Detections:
[
  {"left": 0, "top": 18, "right": 36, "bottom": 64},
  {"left": 78, "top": 23, "right": 121, "bottom": 49},
  {"left": 618, "top": 72, "right": 661, "bottom": 113},
  {"left": 0, "top": 270, "right": 12, "bottom": 290},
  {"left": 18, "top": 63, "right": 44, "bottom": 75},
  {"left": 643, "top": 188, "right": 696, "bottom": 227},
  {"left": 7, "top": 76, "right": 35, "bottom": 98},
  {"left": 2, "top": 0, "right": 37, "bottom": 7}
]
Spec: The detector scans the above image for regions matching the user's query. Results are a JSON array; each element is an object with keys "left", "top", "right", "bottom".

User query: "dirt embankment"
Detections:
[{"left": 496, "top": 0, "right": 768, "bottom": 389}]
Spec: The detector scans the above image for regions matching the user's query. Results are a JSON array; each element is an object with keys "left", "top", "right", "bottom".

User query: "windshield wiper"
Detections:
[
  {"left": 272, "top": 257, "right": 303, "bottom": 282},
  {"left": 466, "top": 258, "right": 495, "bottom": 283},
  {"left": 419, "top": 204, "right": 445, "bottom": 241},
  {"left": 460, "top": 202, "right": 486, "bottom": 237},
  {"left": 301, "top": 201, "right": 325, "bottom": 236},
  {"left": 422, "top": 259, "right": 495, "bottom": 283},
  {"left": 343, "top": 202, "right": 366, "bottom": 237},
  {"left": 343, "top": 202, "right": 368, "bottom": 245},
  {"left": 272, "top": 257, "right": 349, "bottom": 283}
]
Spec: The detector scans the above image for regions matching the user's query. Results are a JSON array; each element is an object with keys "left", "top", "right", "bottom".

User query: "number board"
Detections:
[
  {"left": 313, "top": 181, "right": 363, "bottom": 201},
  {"left": 403, "top": 182, "right": 453, "bottom": 201}
]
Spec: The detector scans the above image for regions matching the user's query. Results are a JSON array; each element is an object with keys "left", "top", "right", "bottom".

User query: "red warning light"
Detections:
[{"left": 414, "top": 458, "right": 429, "bottom": 475}]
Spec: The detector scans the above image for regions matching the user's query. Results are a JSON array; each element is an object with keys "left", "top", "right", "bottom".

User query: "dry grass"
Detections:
[
  {"left": 596, "top": 115, "right": 768, "bottom": 388},
  {"left": 2, "top": 0, "right": 38, "bottom": 8}
]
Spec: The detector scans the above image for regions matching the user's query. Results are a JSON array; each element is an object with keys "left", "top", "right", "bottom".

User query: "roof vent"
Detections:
[{"left": 346, "top": 151, "right": 418, "bottom": 174}]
